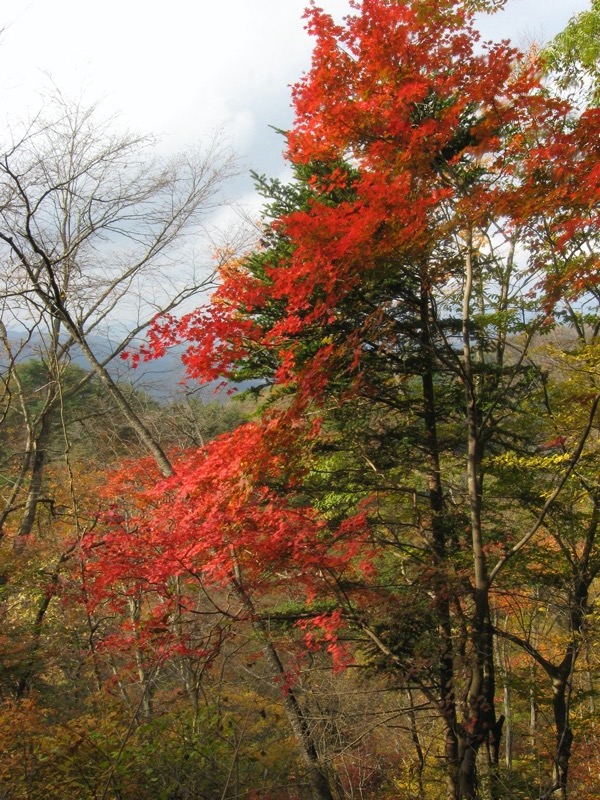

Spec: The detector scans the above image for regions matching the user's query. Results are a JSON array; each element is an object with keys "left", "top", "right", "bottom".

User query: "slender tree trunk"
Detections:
[
  {"left": 420, "top": 279, "right": 460, "bottom": 799},
  {"left": 459, "top": 233, "right": 502, "bottom": 799},
  {"left": 16, "top": 543, "right": 76, "bottom": 698},
  {"left": 0, "top": 441, "right": 33, "bottom": 538},
  {"left": 543, "top": 572, "right": 591, "bottom": 799},
  {"left": 496, "top": 620, "right": 513, "bottom": 771},
  {"left": 232, "top": 574, "right": 336, "bottom": 800},
  {"left": 544, "top": 677, "right": 573, "bottom": 800},
  {"left": 503, "top": 681, "right": 513, "bottom": 771},
  {"left": 406, "top": 688, "right": 425, "bottom": 798},
  {"left": 530, "top": 608, "right": 539, "bottom": 749},
  {"left": 0, "top": 434, "right": 35, "bottom": 539},
  {"left": 259, "top": 629, "right": 336, "bottom": 800},
  {"left": 0, "top": 321, "right": 44, "bottom": 539},
  {"left": 14, "top": 408, "right": 54, "bottom": 548},
  {"left": 66, "top": 327, "right": 173, "bottom": 478},
  {"left": 584, "top": 646, "right": 596, "bottom": 715},
  {"left": 128, "top": 596, "right": 154, "bottom": 721}
]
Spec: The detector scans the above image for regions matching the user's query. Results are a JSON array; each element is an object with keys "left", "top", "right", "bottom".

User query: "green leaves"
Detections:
[{"left": 544, "top": 0, "right": 600, "bottom": 105}]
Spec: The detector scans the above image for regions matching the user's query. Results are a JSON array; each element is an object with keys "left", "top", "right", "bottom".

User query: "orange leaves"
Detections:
[
  {"left": 505, "top": 103, "right": 600, "bottom": 306},
  {"left": 290, "top": 0, "right": 518, "bottom": 178},
  {"left": 133, "top": 8, "right": 597, "bottom": 410},
  {"left": 298, "top": 608, "right": 352, "bottom": 672},
  {"left": 86, "top": 414, "right": 371, "bottom": 614},
  {"left": 292, "top": 0, "right": 600, "bottom": 319},
  {"left": 88, "top": 3, "right": 600, "bottom": 706}
]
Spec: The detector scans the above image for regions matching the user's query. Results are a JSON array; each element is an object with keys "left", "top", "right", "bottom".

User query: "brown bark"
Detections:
[
  {"left": 458, "top": 232, "right": 501, "bottom": 799},
  {"left": 16, "top": 543, "right": 77, "bottom": 698},
  {"left": 64, "top": 323, "right": 173, "bottom": 478},
  {"left": 14, "top": 407, "right": 54, "bottom": 546},
  {"left": 232, "top": 574, "right": 336, "bottom": 800},
  {"left": 420, "top": 280, "right": 460, "bottom": 799}
]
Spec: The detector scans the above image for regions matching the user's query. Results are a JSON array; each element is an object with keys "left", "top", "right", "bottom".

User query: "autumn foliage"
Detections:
[{"left": 1, "top": 1, "right": 599, "bottom": 799}]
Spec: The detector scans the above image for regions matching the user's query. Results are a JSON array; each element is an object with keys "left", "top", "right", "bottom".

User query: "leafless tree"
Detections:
[{"left": 0, "top": 91, "right": 238, "bottom": 538}]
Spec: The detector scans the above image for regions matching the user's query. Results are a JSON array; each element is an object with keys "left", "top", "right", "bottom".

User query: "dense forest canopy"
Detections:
[{"left": 0, "top": 1, "right": 599, "bottom": 799}]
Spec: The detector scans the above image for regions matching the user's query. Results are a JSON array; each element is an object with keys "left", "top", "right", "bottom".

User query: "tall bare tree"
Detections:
[{"left": 0, "top": 92, "right": 238, "bottom": 537}]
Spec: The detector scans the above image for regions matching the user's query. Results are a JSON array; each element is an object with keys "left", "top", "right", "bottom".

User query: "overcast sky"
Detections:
[{"left": 0, "top": 0, "right": 591, "bottom": 208}]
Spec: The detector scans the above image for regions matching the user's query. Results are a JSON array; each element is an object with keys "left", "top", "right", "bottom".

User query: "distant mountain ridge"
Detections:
[{"left": 1, "top": 329, "right": 238, "bottom": 402}]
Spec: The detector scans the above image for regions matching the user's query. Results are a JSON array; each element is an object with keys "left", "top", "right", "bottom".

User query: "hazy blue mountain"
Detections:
[{"left": 1, "top": 329, "right": 248, "bottom": 402}]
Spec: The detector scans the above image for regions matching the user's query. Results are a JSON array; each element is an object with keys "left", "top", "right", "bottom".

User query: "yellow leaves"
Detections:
[
  {"left": 535, "top": 338, "right": 600, "bottom": 392},
  {"left": 488, "top": 451, "right": 571, "bottom": 469}
]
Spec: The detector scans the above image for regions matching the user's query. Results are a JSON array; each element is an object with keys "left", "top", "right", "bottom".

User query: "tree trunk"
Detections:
[
  {"left": 0, "top": 438, "right": 33, "bottom": 538},
  {"left": 232, "top": 576, "right": 336, "bottom": 800},
  {"left": 420, "top": 279, "right": 461, "bottom": 799},
  {"left": 545, "top": 677, "right": 573, "bottom": 800},
  {"left": 16, "top": 543, "right": 76, "bottom": 698},
  {"left": 14, "top": 408, "right": 54, "bottom": 548},
  {"left": 459, "top": 233, "right": 502, "bottom": 798},
  {"left": 66, "top": 326, "right": 173, "bottom": 478},
  {"left": 128, "top": 596, "right": 154, "bottom": 721},
  {"left": 406, "top": 689, "right": 425, "bottom": 798}
]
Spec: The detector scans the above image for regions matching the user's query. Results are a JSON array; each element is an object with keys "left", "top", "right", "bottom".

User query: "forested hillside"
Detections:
[{"left": 0, "top": 1, "right": 599, "bottom": 799}]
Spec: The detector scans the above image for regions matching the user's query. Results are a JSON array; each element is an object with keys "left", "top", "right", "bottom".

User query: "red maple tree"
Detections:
[{"left": 89, "top": 2, "right": 600, "bottom": 798}]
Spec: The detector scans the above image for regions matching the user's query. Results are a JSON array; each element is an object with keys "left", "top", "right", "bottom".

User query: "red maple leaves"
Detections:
[{"left": 87, "top": 0, "right": 599, "bottom": 667}]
